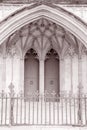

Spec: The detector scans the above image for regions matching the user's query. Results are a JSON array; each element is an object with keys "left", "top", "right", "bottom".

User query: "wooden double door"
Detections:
[{"left": 24, "top": 57, "right": 59, "bottom": 97}]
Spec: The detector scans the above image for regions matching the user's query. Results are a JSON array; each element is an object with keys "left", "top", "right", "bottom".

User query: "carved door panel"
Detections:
[
  {"left": 45, "top": 58, "right": 59, "bottom": 96},
  {"left": 24, "top": 58, "right": 39, "bottom": 97}
]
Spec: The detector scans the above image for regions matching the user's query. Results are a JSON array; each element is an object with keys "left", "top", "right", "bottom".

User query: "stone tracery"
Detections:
[
  {"left": 4, "top": 18, "right": 85, "bottom": 60},
  {"left": 0, "top": 18, "right": 87, "bottom": 94}
]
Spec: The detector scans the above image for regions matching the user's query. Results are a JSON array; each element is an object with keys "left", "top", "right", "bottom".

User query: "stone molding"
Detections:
[
  {"left": 2, "top": 0, "right": 87, "bottom": 4},
  {"left": 0, "top": 4, "right": 87, "bottom": 48}
]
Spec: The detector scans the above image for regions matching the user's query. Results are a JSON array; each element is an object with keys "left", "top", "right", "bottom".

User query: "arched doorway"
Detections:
[
  {"left": 45, "top": 49, "right": 59, "bottom": 96},
  {"left": 24, "top": 48, "right": 39, "bottom": 97}
]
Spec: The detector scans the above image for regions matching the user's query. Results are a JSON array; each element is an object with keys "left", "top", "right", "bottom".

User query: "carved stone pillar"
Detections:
[
  {"left": 7, "top": 45, "right": 16, "bottom": 89},
  {"left": 2, "top": 42, "right": 6, "bottom": 91},
  {"left": 86, "top": 54, "right": 87, "bottom": 92},
  {"left": 68, "top": 47, "right": 74, "bottom": 94},
  {"left": 20, "top": 58, "right": 24, "bottom": 92},
  {"left": 2, "top": 56, "right": 6, "bottom": 91},
  {"left": 78, "top": 55, "right": 82, "bottom": 89},
  {"left": 60, "top": 58, "right": 65, "bottom": 93},
  {"left": 70, "top": 55, "right": 73, "bottom": 93},
  {"left": 11, "top": 57, "right": 13, "bottom": 83},
  {"left": 78, "top": 54, "right": 83, "bottom": 125},
  {"left": 39, "top": 59, "right": 44, "bottom": 95}
]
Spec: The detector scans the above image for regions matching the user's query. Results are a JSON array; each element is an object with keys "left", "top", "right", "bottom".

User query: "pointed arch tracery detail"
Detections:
[{"left": 3, "top": 18, "right": 86, "bottom": 60}]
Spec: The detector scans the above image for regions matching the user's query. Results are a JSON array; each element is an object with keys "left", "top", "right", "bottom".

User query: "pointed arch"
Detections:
[
  {"left": 0, "top": 4, "right": 87, "bottom": 48},
  {"left": 45, "top": 48, "right": 60, "bottom": 96},
  {"left": 24, "top": 48, "right": 39, "bottom": 97}
]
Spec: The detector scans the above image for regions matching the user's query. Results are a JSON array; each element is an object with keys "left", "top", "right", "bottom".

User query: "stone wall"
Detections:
[
  {"left": 0, "top": 52, "right": 86, "bottom": 94},
  {"left": 0, "top": 3, "right": 86, "bottom": 94}
]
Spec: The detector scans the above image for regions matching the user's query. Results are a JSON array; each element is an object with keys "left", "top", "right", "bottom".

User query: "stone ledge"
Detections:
[
  {"left": 1, "top": 0, "right": 87, "bottom": 5},
  {"left": 0, "top": 125, "right": 87, "bottom": 130}
]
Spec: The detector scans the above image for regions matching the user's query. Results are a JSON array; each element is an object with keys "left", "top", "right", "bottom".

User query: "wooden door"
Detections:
[
  {"left": 45, "top": 58, "right": 59, "bottom": 96},
  {"left": 24, "top": 57, "right": 39, "bottom": 97}
]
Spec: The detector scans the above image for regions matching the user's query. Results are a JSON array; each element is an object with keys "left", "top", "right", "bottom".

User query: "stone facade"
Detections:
[
  {"left": 0, "top": 1, "right": 87, "bottom": 130},
  {"left": 0, "top": 2, "right": 87, "bottom": 96},
  {"left": 0, "top": 17, "right": 86, "bottom": 95}
]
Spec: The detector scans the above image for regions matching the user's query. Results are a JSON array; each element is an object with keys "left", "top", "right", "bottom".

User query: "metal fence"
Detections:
[{"left": 0, "top": 90, "right": 87, "bottom": 127}]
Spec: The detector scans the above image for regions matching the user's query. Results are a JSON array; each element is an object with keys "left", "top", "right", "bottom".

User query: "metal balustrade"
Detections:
[{"left": 0, "top": 90, "right": 87, "bottom": 127}]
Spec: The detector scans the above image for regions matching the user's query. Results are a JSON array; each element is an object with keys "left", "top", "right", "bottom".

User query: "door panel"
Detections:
[
  {"left": 24, "top": 58, "right": 39, "bottom": 97},
  {"left": 45, "top": 58, "right": 59, "bottom": 96}
]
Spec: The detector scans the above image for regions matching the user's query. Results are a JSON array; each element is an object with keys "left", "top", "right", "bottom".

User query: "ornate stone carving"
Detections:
[
  {"left": 25, "top": 48, "right": 38, "bottom": 59},
  {"left": 68, "top": 47, "right": 75, "bottom": 57},
  {"left": 6, "top": 18, "right": 86, "bottom": 61},
  {"left": 0, "top": 46, "right": 3, "bottom": 57},
  {"left": 46, "top": 48, "right": 59, "bottom": 59},
  {"left": 6, "top": 44, "right": 17, "bottom": 57}
]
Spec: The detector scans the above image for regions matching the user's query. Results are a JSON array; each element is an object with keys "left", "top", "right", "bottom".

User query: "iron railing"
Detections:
[
  {"left": 0, "top": 90, "right": 87, "bottom": 127},
  {"left": 1, "top": 0, "right": 87, "bottom": 4}
]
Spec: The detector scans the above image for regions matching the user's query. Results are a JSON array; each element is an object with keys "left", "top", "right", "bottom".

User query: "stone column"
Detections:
[
  {"left": 20, "top": 58, "right": 24, "bottom": 92},
  {"left": 8, "top": 45, "right": 16, "bottom": 90},
  {"left": 78, "top": 54, "right": 83, "bottom": 125},
  {"left": 78, "top": 55, "right": 82, "bottom": 89},
  {"left": 11, "top": 57, "right": 13, "bottom": 83},
  {"left": 70, "top": 56, "right": 73, "bottom": 93},
  {"left": 68, "top": 47, "right": 74, "bottom": 94},
  {"left": 86, "top": 54, "right": 87, "bottom": 93},
  {"left": 60, "top": 58, "right": 65, "bottom": 94},
  {"left": 39, "top": 59, "right": 44, "bottom": 95},
  {"left": 2, "top": 56, "right": 6, "bottom": 91}
]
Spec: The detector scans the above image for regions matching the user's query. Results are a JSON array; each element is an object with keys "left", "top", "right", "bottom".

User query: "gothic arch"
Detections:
[
  {"left": 0, "top": 3, "right": 87, "bottom": 48},
  {"left": 45, "top": 48, "right": 59, "bottom": 95},
  {"left": 24, "top": 48, "right": 39, "bottom": 96},
  {"left": 24, "top": 46, "right": 40, "bottom": 60}
]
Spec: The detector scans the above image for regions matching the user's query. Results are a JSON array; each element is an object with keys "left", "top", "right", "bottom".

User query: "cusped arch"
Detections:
[
  {"left": 44, "top": 44, "right": 60, "bottom": 60},
  {"left": 0, "top": 4, "right": 87, "bottom": 48},
  {"left": 24, "top": 46, "right": 40, "bottom": 59}
]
